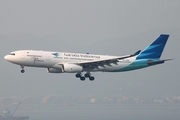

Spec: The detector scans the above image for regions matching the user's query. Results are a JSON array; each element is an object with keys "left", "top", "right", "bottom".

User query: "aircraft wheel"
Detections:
[
  {"left": 80, "top": 77, "right": 85, "bottom": 81},
  {"left": 89, "top": 76, "right": 95, "bottom": 81},
  {"left": 75, "top": 73, "right": 81, "bottom": 78},
  {"left": 21, "top": 70, "right": 25, "bottom": 73},
  {"left": 85, "top": 73, "right": 90, "bottom": 78}
]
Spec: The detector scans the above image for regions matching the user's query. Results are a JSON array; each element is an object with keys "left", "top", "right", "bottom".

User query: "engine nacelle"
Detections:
[
  {"left": 47, "top": 68, "right": 63, "bottom": 73},
  {"left": 63, "top": 63, "right": 83, "bottom": 73}
]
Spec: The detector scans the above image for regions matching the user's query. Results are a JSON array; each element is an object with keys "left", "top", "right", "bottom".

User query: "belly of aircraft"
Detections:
[{"left": 92, "top": 62, "right": 131, "bottom": 72}]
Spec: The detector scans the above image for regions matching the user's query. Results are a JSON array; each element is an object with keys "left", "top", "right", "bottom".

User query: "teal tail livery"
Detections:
[
  {"left": 137, "top": 34, "right": 169, "bottom": 60},
  {"left": 4, "top": 34, "right": 172, "bottom": 81},
  {"left": 115, "top": 34, "right": 172, "bottom": 72}
]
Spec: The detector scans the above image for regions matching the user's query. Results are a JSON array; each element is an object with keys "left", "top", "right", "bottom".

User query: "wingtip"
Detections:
[{"left": 132, "top": 50, "right": 141, "bottom": 56}]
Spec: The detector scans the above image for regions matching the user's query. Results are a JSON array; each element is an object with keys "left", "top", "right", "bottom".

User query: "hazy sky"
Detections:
[{"left": 0, "top": 0, "right": 180, "bottom": 98}]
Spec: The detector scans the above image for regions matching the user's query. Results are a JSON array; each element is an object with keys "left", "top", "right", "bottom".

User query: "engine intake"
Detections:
[{"left": 47, "top": 68, "right": 63, "bottom": 73}]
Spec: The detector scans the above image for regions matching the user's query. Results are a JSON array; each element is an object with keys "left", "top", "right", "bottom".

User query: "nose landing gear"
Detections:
[{"left": 20, "top": 65, "right": 25, "bottom": 73}]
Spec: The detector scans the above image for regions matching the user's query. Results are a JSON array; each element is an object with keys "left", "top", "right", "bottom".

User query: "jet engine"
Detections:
[
  {"left": 63, "top": 63, "right": 83, "bottom": 73},
  {"left": 47, "top": 68, "right": 63, "bottom": 73}
]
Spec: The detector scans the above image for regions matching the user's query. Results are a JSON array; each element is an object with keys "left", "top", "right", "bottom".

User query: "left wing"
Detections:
[{"left": 76, "top": 50, "right": 141, "bottom": 69}]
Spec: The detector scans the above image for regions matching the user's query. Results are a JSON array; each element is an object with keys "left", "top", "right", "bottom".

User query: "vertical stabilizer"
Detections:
[{"left": 136, "top": 34, "right": 169, "bottom": 60}]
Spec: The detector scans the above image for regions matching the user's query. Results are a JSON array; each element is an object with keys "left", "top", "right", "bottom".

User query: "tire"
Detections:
[
  {"left": 80, "top": 77, "right": 85, "bottom": 81},
  {"left": 21, "top": 70, "right": 25, "bottom": 73},
  {"left": 89, "top": 76, "right": 95, "bottom": 81}
]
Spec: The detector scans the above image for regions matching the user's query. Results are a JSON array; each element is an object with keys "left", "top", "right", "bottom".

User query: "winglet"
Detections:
[{"left": 132, "top": 50, "right": 141, "bottom": 56}]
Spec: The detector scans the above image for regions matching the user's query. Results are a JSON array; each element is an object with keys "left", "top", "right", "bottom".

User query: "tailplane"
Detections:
[{"left": 136, "top": 34, "right": 169, "bottom": 60}]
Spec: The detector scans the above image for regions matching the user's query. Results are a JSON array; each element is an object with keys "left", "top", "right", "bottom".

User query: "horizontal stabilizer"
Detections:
[{"left": 147, "top": 59, "right": 173, "bottom": 66}]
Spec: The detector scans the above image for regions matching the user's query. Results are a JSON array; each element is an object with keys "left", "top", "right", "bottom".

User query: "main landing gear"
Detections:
[
  {"left": 75, "top": 72, "right": 95, "bottom": 81},
  {"left": 20, "top": 65, "right": 25, "bottom": 73}
]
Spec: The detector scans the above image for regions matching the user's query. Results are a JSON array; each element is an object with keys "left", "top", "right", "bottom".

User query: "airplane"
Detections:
[{"left": 4, "top": 34, "right": 172, "bottom": 81}]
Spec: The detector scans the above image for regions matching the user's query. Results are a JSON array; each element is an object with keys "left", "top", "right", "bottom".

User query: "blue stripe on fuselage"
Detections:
[{"left": 109, "top": 59, "right": 149, "bottom": 72}]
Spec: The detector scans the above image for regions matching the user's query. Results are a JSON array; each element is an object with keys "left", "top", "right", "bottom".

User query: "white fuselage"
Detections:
[
  {"left": 3, "top": 34, "right": 170, "bottom": 81},
  {"left": 4, "top": 50, "right": 135, "bottom": 72}
]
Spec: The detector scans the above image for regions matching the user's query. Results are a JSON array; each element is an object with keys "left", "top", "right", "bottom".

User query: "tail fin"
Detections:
[{"left": 136, "top": 34, "right": 169, "bottom": 60}]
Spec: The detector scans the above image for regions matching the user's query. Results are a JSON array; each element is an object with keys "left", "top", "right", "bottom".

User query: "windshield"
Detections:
[{"left": 9, "top": 53, "right": 15, "bottom": 55}]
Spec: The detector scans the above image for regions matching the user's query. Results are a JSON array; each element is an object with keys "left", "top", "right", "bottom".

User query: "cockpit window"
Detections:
[{"left": 9, "top": 53, "right": 15, "bottom": 55}]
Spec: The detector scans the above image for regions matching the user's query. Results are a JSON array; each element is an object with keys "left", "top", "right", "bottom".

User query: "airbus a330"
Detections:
[{"left": 4, "top": 34, "right": 171, "bottom": 81}]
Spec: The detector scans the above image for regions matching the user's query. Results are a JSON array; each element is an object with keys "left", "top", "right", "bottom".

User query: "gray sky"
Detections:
[{"left": 0, "top": 0, "right": 180, "bottom": 98}]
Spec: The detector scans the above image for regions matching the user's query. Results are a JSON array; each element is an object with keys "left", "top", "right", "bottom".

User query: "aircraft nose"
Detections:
[
  {"left": 4, "top": 55, "right": 9, "bottom": 61},
  {"left": 4, "top": 55, "right": 7, "bottom": 60}
]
